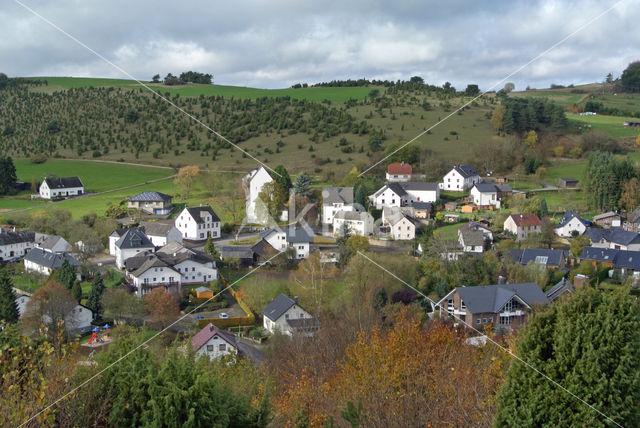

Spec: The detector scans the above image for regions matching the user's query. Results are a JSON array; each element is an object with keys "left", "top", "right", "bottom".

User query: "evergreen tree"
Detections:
[
  {"left": 86, "top": 275, "right": 105, "bottom": 317},
  {"left": 495, "top": 287, "right": 640, "bottom": 427},
  {"left": 538, "top": 198, "right": 548, "bottom": 218},
  {"left": 204, "top": 237, "right": 220, "bottom": 260},
  {"left": 0, "top": 269, "right": 19, "bottom": 323},
  {"left": 273, "top": 165, "right": 292, "bottom": 195},
  {"left": 57, "top": 259, "right": 77, "bottom": 290},
  {"left": 354, "top": 184, "right": 367, "bottom": 209},
  {"left": 293, "top": 173, "right": 312, "bottom": 197},
  {"left": 0, "top": 156, "right": 17, "bottom": 195},
  {"left": 71, "top": 280, "right": 82, "bottom": 303}
]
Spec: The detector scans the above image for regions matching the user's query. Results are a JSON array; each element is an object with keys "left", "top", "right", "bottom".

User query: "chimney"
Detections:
[
  {"left": 573, "top": 274, "right": 589, "bottom": 289},
  {"left": 497, "top": 275, "right": 506, "bottom": 285},
  {"left": 294, "top": 296, "right": 298, "bottom": 304},
  {"left": 210, "top": 324, "right": 215, "bottom": 332}
]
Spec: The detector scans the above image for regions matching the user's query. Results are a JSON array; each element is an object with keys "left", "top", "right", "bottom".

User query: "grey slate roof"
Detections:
[
  {"left": 115, "top": 228, "right": 154, "bottom": 250},
  {"left": 262, "top": 294, "right": 299, "bottom": 321},
  {"left": 128, "top": 191, "right": 172, "bottom": 202},
  {"left": 557, "top": 210, "right": 586, "bottom": 228},
  {"left": 0, "top": 230, "right": 35, "bottom": 245},
  {"left": 579, "top": 246, "right": 619, "bottom": 262},
  {"left": 251, "top": 239, "right": 278, "bottom": 258},
  {"left": 410, "top": 201, "right": 432, "bottom": 210},
  {"left": 509, "top": 248, "right": 567, "bottom": 267},
  {"left": 185, "top": 205, "right": 220, "bottom": 223},
  {"left": 580, "top": 246, "right": 640, "bottom": 271},
  {"left": 546, "top": 278, "right": 574, "bottom": 302},
  {"left": 125, "top": 248, "right": 213, "bottom": 275},
  {"left": 628, "top": 207, "right": 640, "bottom": 224},
  {"left": 400, "top": 182, "right": 439, "bottom": 191},
  {"left": 220, "top": 246, "right": 254, "bottom": 259},
  {"left": 459, "top": 229, "right": 484, "bottom": 247},
  {"left": 322, "top": 187, "right": 354, "bottom": 205},
  {"left": 592, "top": 211, "right": 619, "bottom": 221},
  {"left": 587, "top": 227, "right": 640, "bottom": 246},
  {"left": 334, "top": 211, "right": 371, "bottom": 221},
  {"left": 39, "top": 235, "right": 71, "bottom": 252},
  {"left": 259, "top": 227, "right": 314, "bottom": 243},
  {"left": 454, "top": 283, "right": 549, "bottom": 314},
  {"left": 140, "top": 221, "right": 176, "bottom": 237},
  {"left": 43, "top": 177, "right": 83, "bottom": 189},
  {"left": 24, "top": 248, "right": 80, "bottom": 269},
  {"left": 386, "top": 183, "right": 407, "bottom": 197},
  {"left": 454, "top": 165, "right": 479, "bottom": 178},
  {"left": 473, "top": 183, "right": 498, "bottom": 193}
]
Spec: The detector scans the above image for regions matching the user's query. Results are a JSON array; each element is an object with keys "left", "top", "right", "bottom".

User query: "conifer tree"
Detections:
[
  {"left": 57, "top": 259, "right": 77, "bottom": 290},
  {"left": 71, "top": 281, "right": 83, "bottom": 303},
  {"left": 86, "top": 275, "right": 105, "bottom": 317},
  {"left": 293, "top": 173, "right": 311, "bottom": 197},
  {"left": 0, "top": 269, "right": 19, "bottom": 323}
]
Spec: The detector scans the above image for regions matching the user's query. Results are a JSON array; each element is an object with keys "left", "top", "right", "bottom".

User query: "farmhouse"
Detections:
[
  {"left": 191, "top": 323, "right": 238, "bottom": 361},
  {"left": 0, "top": 228, "right": 35, "bottom": 262},
  {"left": 242, "top": 166, "right": 274, "bottom": 224},
  {"left": 504, "top": 214, "right": 542, "bottom": 241},
  {"left": 458, "top": 228, "right": 485, "bottom": 253},
  {"left": 127, "top": 191, "right": 173, "bottom": 215},
  {"left": 437, "top": 283, "right": 549, "bottom": 330},
  {"left": 140, "top": 221, "right": 183, "bottom": 247},
  {"left": 382, "top": 206, "right": 416, "bottom": 240},
  {"left": 39, "top": 177, "right": 84, "bottom": 199},
  {"left": 321, "top": 187, "right": 355, "bottom": 225},
  {"left": 24, "top": 248, "right": 81, "bottom": 279},
  {"left": 592, "top": 211, "right": 621, "bottom": 228},
  {"left": 368, "top": 182, "right": 439, "bottom": 210},
  {"left": 555, "top": 210, "right": 587, "bottom": 237},
  {"left": 458, "top": 221, "right": 493, "bottom": 242},
  {"left": 386, "top": 162, "right": 413, "bottom": 182},
  {"left": 259, "top": 226, "right": 314, "bottom": 259},
  {"left": 441, "top": 165, "right": 481, "bottom": 191},
  {"left": 114, "top": 228, "right": 155, "bottom": 269},
  {"left": 470, "top": 183, "right": 499, "bottom": 207},
  {"left": 262, "top": 294, "right": 318, "bottom": 336},
  {"left": 333, "top": 210, "right": 374, "bottom": 236},
  {"left": 175, "top": 205, "right": 221, "bottom": 241}
]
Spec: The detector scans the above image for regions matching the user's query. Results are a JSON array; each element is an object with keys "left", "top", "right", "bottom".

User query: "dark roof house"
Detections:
[
  {"left": 115, "top": 228, "right": 155, "bottom": 250},
  {"left": 262, "top": 294, "right": 298, "bottom": 322},
  {"left": 24, "top": 247, "right": 81, "bottom": 269},
  {"left": 509, "top": 248, "right": 567, "bottom": 267},
  {"left": 186, "top": 206, "right": 220, "bottom": 223},
  {"left": 454, "top": 165, "right": 479, "bottom": 178},
  {"left": 128, "top": 191, "right": 172, "bottom": 202},
  {"left": 322, "top": 187, "right": 354, "bottom": 205},
  {"left": 453, "top": 282, "right": 549, "bottom": 314},
  {"left": 43, "top": 177, "right": 84, "bottom": 189}
]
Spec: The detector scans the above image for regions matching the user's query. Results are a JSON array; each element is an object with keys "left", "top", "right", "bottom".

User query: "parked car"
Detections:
[{"left": 219, "top": 312, "right": 229, "bottom": 319}]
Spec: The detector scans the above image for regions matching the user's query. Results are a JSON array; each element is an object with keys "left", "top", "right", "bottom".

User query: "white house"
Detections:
[
  {"left": 114, "top": 228, "right": 155, "bottom": 269},
  {"left": 140, "top": 221, "right": 183, "bottom": 247},
  {"left": 39, "top": 177, "right": 84, "bottom": 199},
  {"left": 37, "top": 235, "right": 72, "bottom": 254},
  {"left": 369, "top": 182, "right": 439, "bottom": 210},
  {"left": 555, "top": 210, "right": 587, "bottom": 237},
  {"left": 109, "top": 228, "right": 127, "bottom": 256},
  {"left": 386, "top": 162, "right": 413, "bottom": 182},
  {"left": 470, "top": 183, "right": 499, "bottom": 207},
  {"left": 441, "top": 165, "right": 481, "bottom": 191},
  {"left": 504, "top": 214, "right": 542, "bottom": 241},
  {"left": 175, "top": 205, "right": 221, "bottom": 241},
  {"left": 587, "top": 228, "right": 640, "bottom": 251},
  {"left": 0, "top": 228, "right": 35, "bottom": 262},
  {"left": 125, "top": 243, "right": 217, "bottom": 297},
  {"left": 16, "top": 293, "right": 31, "bottom": 317},
  {"left": 458, "top": 228, "right": 485, "bottom": 253},
  {"left": 382, "top": 206, "right": 416, "bottom": 240},
  {"left": 259, "top": 226, "right": 314, "bottom": 259},
  {"left": 191, "top": 323, "right": 238, "bottom": 361},
  {"left": 23, "top": 248, "right": 82, "bottom": 280},
  {"left": 242, "top": 166, "right": 274, "bottom": 224},
  {"left": 322, "top": 187, "right": 355, "bottom": 225},
  {"left": 261, "top": 294, "right": 318, "bottom": 336},
  {"left": 333, "top": 211, "right": 374, "bottom": 236},
  {"left": 23, "top": 294, "right": 93, "bottom": 336}
]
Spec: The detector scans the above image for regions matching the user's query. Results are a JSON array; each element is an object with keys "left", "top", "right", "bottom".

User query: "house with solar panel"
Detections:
[
  {"left": 127, "top": 191, "right": 173, "bottom": 215},
  {"left": 261, "top": 294, "right": 319, "bottom": 336},
  {"left": 39, "top": 177, "right": 84, "bottom": 199},
  {"left": 113, "top": 228, "right": 155, "bottom": 269},
  {"left": 437, "top": 282, "right": 549, "bottom": 330}
]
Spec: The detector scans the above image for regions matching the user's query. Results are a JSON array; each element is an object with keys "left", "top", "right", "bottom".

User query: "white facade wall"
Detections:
[
  {"left": 391, "top": 218, "right": 415, "bottom": 240},
  {"left": 263, "top": 304, "right": 312, "bottom": 335},
  {"left": 442, "top": 169, "right": 480, "bottom": 191},
  {"left": 370, "top": 187, "right": 403, "bottom": 210},
  {"left": 39, "top": 182, "right": 84, "bottom": 199},
  {"left": 147, "top": 227, "right": 183, "bottom": 247},
  {"left": 264, "top": 231, "right": 310, "bottom": 259},
  {"left": 24, "top": 259, "right": 52, "bottom": 277},
  {"left": 322, "top": 203, "right": 354, "bottom": 225},
  {"left": 115, "top": 246, "right": 153, "bottom": 269},
  {"left": 0, "top": 241, "right": 34, "bottom": 262},
  {"left": 504, "top": 217, "right": 540, "bottom": 241},
  {"left": 403, "top": 188, "right": 440, "bottom": 204},
  {"left": 175, "top": 209, "right": 220, "bottom": 241},
  {"left": 333, "top": 216, "right": 374, "bottom": 236},
  {"left": 195, "top": 335, "right": 237, "bottom": 361},
  {"left": 132, "top": 266, "right": 180, "bottom": 297},
  {"left": 555, "top": 218, "right": 587, "bottom": 237},
  {"left": 386, "top": 172, "right": 411, "bottom": 182},
  {"left": 109, "top": 234, "right": 120, "bottom": 256},
  {"left": 16, "top": 295, "right": 30, "bottom": 317},
  {"left": 66, "top": 305, "right": 93, "bottom": 333},
  {"left": 175, "top": 259, "right": 217, "bottom": 284},
  {"left": 245, "top": 167, "right": 274, "bottom": 224}
]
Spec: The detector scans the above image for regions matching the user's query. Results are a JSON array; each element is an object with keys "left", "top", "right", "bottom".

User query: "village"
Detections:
[{"left": 2, "top": 158, "right": 639, "bottom": 363}]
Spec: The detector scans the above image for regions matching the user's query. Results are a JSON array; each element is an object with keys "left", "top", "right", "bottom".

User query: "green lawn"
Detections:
[
  {"left": 434, "top": 223, "right": 460, "bottom": 240},
  {"left": 509, "top": 180, "right": 539, "bottom": 191},
  {"left": 31, "top": 77, "right": 373, "bottom": 102},
  {"left": 567, "top": 114, "right": 640, "bottom": 138},
  {"left": 0, "top": 197, "right": 47, "bottom": 211},
  {"left": 544, "top": 159, "right": 587, "bottom": 182},
  {"left": 13, "top": 159, "right": 174, "bottom": 193}
]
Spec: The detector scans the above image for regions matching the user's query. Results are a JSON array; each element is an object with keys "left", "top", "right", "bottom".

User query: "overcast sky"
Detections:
[{"left": 2, "top": 0, "right": 638, "bottom": 90}]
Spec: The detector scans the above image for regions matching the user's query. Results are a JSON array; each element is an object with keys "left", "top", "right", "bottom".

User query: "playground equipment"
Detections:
[{"left": 87, "top": 325, "right": 112, "bottom": 345}]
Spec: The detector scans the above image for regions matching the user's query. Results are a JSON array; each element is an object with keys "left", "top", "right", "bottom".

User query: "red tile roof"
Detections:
[
  {"left": 191, "top": 323, "right": 237, "bottom": 351},
  {"left": 387, "top": 162, "right": 412, "bottom": 175},
  {"left": 509, "top": 214, "right": 542, "bottom": 227}
]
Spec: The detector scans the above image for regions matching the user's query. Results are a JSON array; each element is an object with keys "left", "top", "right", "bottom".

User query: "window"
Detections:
[
  {"left": 192, "top": 267, "right": 195, "bottom": 271},
  {"left": 161, "top": 277, "right": 165, "bottom": 281},
  {"left": 476, "top": 319, "right": 481, "bottom": 325},
  {"left": 483, "top": 318, "right": 488, "bottom": 323},
  {"left": 460, "top": 300, "right": 466, "bottom": 309},
  {"left": 219, "top": 344, "right": 226, "bottom": 351},
  {"left": 153, "top": 278, "right": 156, "bottom": 281},
  {"left": 285, "top": 314, "right": 289, "bottom": 319},
  {"left": 207, "top": 345, "right": 214, "bottom": 351}
]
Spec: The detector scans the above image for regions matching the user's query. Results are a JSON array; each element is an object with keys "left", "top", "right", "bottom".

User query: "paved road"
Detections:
[{"left": 237, "top": 338, "right": 266, "bottom": 363}]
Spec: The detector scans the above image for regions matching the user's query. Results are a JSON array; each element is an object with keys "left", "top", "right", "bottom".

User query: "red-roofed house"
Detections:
[
  {"left": 504, "top": 214, "right": 542, "bottom": 241},
  {"left": 191, "top": 323, "right": 238, "bottom": 361},
  {"left": 386, "top": 162, "right": 413, "bottom": 182}
]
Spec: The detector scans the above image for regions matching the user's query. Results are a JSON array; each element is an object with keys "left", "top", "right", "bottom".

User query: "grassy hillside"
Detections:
[{"left": 30, "top": 77, "right": 373, "bottom": 102}]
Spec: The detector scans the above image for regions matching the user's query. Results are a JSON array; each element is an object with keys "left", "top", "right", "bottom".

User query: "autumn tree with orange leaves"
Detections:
[{"left": 144, "top": 288, "right": 179, "bottom": 329}]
